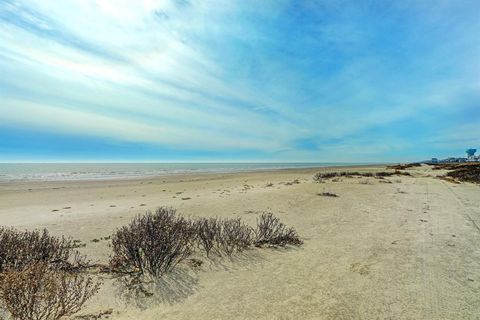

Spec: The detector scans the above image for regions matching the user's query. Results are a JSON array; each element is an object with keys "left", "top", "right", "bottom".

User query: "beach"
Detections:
[{"left": 1, "top": 164, "right": 479, "bottom": 319}]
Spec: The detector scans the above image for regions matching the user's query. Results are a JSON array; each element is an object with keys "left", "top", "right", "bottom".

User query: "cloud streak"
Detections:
[{"left": 0, "top": 0, "right": 479, "bottom": 161}]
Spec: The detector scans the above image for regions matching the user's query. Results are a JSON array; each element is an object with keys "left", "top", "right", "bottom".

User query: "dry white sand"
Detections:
[{"left": 1, "top": 165, "right": 479, "bottom": 319}]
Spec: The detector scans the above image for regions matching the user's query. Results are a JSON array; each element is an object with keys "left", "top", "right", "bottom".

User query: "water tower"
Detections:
[{"left": 466, "top": 148, "right": 477, "bottom": 160}]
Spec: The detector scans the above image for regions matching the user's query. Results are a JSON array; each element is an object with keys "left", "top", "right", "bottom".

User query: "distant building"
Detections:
[
  {"left": 466, "top": 148, "right": 477, "bottom": 162},
  {"left": 425, "top": 148, "right": 479, "bottom": 164}
]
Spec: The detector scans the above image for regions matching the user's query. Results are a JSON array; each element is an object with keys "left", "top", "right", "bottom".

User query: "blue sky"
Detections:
[{"left": 0, "top": 0, "right": 479, "bottom": 162}]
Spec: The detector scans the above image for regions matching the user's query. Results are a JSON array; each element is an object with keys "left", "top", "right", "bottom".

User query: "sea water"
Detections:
[{"left": 0, "top": 162, "right": 366, "bottom": 182}]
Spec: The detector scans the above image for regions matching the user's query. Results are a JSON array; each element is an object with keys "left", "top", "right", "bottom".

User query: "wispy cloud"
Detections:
[{"left": 0, "top": 0, "right": 479, "bottom": 161}]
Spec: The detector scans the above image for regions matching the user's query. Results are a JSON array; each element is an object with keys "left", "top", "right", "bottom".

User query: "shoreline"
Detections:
[{"left": 0, "top": 163, "right": 389, "bottom": 186}]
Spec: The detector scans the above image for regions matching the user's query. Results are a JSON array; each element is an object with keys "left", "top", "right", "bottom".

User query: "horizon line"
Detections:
[{"left": 0, "top": 160, "right": 391, "bottom": 164}]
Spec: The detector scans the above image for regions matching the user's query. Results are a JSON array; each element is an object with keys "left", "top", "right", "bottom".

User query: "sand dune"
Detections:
[{"left": 1, "top": 165, "right": 479, "bottom": 319}]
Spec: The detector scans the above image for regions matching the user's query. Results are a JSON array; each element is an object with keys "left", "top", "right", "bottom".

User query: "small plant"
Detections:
[
  {"left": 0, "top": 262, "right": 100, "bottom": 320},
  {"left": 193, "top": 217, "right": 221, "bottom": 257},
  {"left": 314, "top": 171, "right": 408, "bottom": 182},
  {"left": 359, "top": 179, "right": 371, "bottom": 185},
  {"left": 378, "top": 179, "right": 392, "bottom": 184},
  {"left": 215, "top": 218, "right": 253, "bottom": 256},
  {"left": 375, "top": 171, "right": 394, "bottom": 177},
  {"left": 110, "top": 207, "right": 195, "bottom": 277},
  {"left": 387, "top": 163, "right": 421, "bottom": 170},
  {"left": 194, "top": 217, "right": 254, "bottom": 257},
  {"left": 340, "top": 171, "right": 361, "bottom": 176},
  {"left": 317, "top": 192, "right": 338, "bottom": 197},
  {"left": 0, "top": 227, "right": 86, "bottom": 273},
  {"left": 313, "top": 172, "right": 337, "bottom": 181},
  {"left": 254, "top": 213, "right": 302, "bottom": 247}
]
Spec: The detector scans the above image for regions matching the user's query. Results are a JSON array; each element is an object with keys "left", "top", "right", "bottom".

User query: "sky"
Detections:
[{"left": 0, "top": 0, "right": 479, "bottom": 162}]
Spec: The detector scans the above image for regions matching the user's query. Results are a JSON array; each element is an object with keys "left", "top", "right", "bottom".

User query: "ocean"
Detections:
[{"left": 0, "top": 162, "right": 366, "bottom": 182}]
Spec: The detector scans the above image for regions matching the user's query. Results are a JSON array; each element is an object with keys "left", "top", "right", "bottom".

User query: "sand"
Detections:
[{"left": 1, "top": 165, "right": 479, "bottom": 319}]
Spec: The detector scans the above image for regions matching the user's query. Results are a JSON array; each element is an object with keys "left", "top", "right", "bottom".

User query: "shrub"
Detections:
[
  {"left": 339, "top": 171, "right": 360, "bottom": 176},
  {"left": 0, "top": 262, "right": 100, "bottom": 320},
  {"left": 317, "top": 192, "right": 338, "bottom": 197},
  {"left": 0, "top": 227, "right": 85, "bottom": 273},
  {"left": 313, "top": 172, "right": 337, "bottom": 181},
  {"left": 314, "top": 171, "right": 409, "bottom": 181},
  {"left": 446, "top": 164, "right": 480, "bottom": 183},
  {"left": 110, "top": 207, "right": 195, "bottom": 277},
  {"left": 313, "top": 171, "right": 362, "bottom": 181},
  {"left": 254, "top": 213, "right": 302, "bottom": 247},
  {"left": 215, "top": 218, "right": 253, "bottom": 256},
  {"left": 374, "top": 171, "right": 393, "bottom": 177},
  {"left": 387, "top": 163, "right": 421, "bottom": 170},
  {"left": 193, "top": 217, "right": 254, "bottom": 257},
  {"left": 193, "top": 217, "right": 221, "bottom": 257}
]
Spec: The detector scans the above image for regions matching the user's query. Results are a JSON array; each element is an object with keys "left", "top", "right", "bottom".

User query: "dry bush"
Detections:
[
  {"left": 313, "top": 171, "right": 364, "bottom": 181},
  {"left": 254, "top": 213, "right": 302, "bottom": 247},
  {"left": 317, "top": 192, "right": 338, "bottom": 197},
  {"left": 387, "top": 163, "right": 421, "bottom": 170},
  {"left": 193, "top": 217, "right": 253, "bottom": 257},
  {"left": 359, "top": 179, "right": 372, "bottom": 185},
  {"left": 215, "top": 218, "right": 253, "bottom": 256},
  {"left": 374, "top": 172, "right": 393, "bottom": 177},
  {"left": 0, "top": 262, "right": 99, "bottom": 320},
  {"left": 394, "top": 170, "right": 411, "bottom": 176},
  {"left": 314, "top": 171, "right": 409, "bottom": 182},
  {"left": 193, "top": 217, "right": 221, "bottom": 257},
  {"left": 446, "top": 164, "right": 480, "bottom": 183},
  {"left": 110, "top": 207, "right": 195, "bottom": 277},
  {"left": 339, "top": 171, "right": 360, "bottom": 176},
  {"left": 0, "top": 227, "right": 85, "bottom": 273},
  {"left": 313, "top": 172, "right": 337, "bottom": 181}
]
